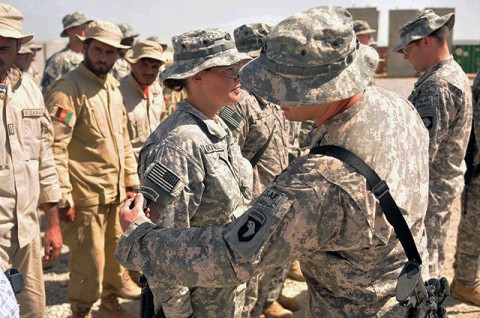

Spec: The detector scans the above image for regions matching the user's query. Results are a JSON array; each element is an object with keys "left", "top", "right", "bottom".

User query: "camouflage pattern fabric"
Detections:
[
  {"left": 408, "top": 57, "right": 472, "bottom": 277},
  {"left": 116, "top": 86, "right": 430, "bottom": 317},
  {"left": 111, "top": 56, "right": 130, "bottom": 80},
  {"left": 41, "top": 46, "right": 83, "bottom": 95},
  {"left": 137, "top": 101, "right": 253, "bottom": 317},
  {"left": 454, "top": 72, "right": 480, "bottom": 287}
]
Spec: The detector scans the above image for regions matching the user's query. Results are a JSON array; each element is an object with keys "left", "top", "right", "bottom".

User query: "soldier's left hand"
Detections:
[
  {"left": 119, "top": 192, "right": 147, "bottom": 232},
  {"left": 43, "top": 223, "right": 63, "bottom": 266}
]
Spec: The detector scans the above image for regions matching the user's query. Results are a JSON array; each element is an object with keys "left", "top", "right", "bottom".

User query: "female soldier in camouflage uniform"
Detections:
[{"left": 136, "top": 29, "right": 253, "bottom": 318}]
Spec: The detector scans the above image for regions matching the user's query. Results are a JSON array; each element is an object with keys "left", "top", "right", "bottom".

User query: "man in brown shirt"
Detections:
[{"left": 45, "top": 20, "right": 140, "bottom": 318}]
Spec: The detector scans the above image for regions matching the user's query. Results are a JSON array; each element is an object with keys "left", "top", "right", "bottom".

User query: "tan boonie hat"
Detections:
[
  {"left": 160, "top": 28, "right": 251, "bottom": 81},
  {"left": 118, "top": 23, "right": 139, "bottom": 39},
  {"left": 18, "top": 45, "right": 33, "bottom": 55},
  {"left": 239, "top": 6, "right": 379, "bottom": 106},
  {"left": 146, "top": 35, "right": 168, "bottom": 51},
  {"left": 353, "top": 20, "right": 376, "bottom": 35},
  {"left": 234, "top": 23, "right": 272, "bottom": 57},
  {"left": 27, "top": 42, "right": 42, "bottom": 52},
  {"left": 76, "top": 20, "right": 130, "bottom": 50},
  {"left": 125, "top": 40, "right": 166, "bottom": 64},
  {"left": 60, "top": 11, "right": 92, "bottom": 37},
  {"left": 394, "top": 9, "right": 455, "bottom": 53},
  {"left": 0, "top": 4, "right": 33, "bottom": 44}
]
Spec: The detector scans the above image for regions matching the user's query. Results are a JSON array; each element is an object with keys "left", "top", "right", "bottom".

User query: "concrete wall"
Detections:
[{"left": 387, "top": 10, "right": 418, "bottom": 77}]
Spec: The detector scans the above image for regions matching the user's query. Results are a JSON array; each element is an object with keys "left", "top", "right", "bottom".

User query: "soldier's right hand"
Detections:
[{"left": 59, "top": 206, "right": 76, "bottom": 222}]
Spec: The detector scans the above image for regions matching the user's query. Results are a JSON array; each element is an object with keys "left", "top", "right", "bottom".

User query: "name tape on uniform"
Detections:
[
  {"left": 22, "top": 109, "right": 43, "bottom": 118},
  {"left": 202, "top": 144, "right": 224, "bottom": 154}
]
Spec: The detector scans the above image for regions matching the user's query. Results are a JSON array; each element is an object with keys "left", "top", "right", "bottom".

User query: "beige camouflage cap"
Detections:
[
  {"left": 234, "top": 23, "right": 272, "bottom": 57},
  {"left": 76, "top": 20, "right": 130, "bottom": 50},
  {"left": 18, "top": 45, "right": 33, "bottom": 55},
  {"left": 353, "top": 20, "right": 376, "bottom": 35},
  {"left": 118, "top": 23, "right": 139, "bottom": 39},
  {"left": 394, "top": 9, "right": 455, "bottom": 53},
  {"left": 0, "top": 4, "right": 33, "bottom": 44},
  {"left": 160, "top": 28, "right": 251, "bottom": 81},
  {"left": 146, "top": 35, "right": 168, "bottom": 51},
  {"left": 60, "top": 11, "right": 92, "bottom": 37},
  {"left": 240, "top": 6, "right": 379, "bottom": 106},
  {"left": 125, "top": 40, "right": 166, "bottom": 64},
  {"left": 27, "top": 42, "right": 42, "bottom": 52}
]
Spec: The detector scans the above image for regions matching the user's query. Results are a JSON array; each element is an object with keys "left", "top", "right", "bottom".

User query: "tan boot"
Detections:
[
  {"left": 277, "top": 294, "right": 301, "bottom": 312},
  {"left": 98, "top": 294, "right": 135, "bottom": 318},
  {"left": 116, "top": 270, "right": 142, "bottom": 299},
  {"left": 71, "top": 306, "right": 92, "bottom": 318},
  {"left": 451, "top": 278, "right": 480, "bottom": 306},
  {"left": 287, "top": 260, "right": 305, "bottom": 282},
  {"left": 263, "top": 300, "right": 293, "bottom": 318}
]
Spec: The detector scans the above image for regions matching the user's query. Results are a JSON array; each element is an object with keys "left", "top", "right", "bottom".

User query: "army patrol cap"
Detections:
[
  {"left": 118, "top": 23, "right": 139, "bottom": 40},
  {"left": 146, "top": 35, "right": 168, "bottom": 51},
  {"left": 76, "top": 20, "right": 130, "bottom": 50},
  {"left": 60, "top": 11, "right": 92, "bottom": 37},
  {"left": 234, "top": 23, "right": 272, "bottom": 57},
  {"left": 353, "top": 20, "right": 376, "bottom": 35},
  {"left": 240, "top": 6, "right": 379, "bottom": 106},
  {"left": 0, "top": 4, "right": 33, "bottom": 44},
  {"left": 394, "top": 9, "right": 455, "bottom": 53},
  {"left": 160, "top": 28, "right": 251, "bottom": 81},
  {"left": 125, "top": 40, "right": 166, "bottom": 64}
]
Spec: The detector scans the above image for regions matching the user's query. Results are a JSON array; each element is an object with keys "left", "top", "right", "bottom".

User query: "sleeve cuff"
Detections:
[
  {"left": 38, "top": 187, "right": 61, "bottom": 204},
  {"left": 58, "top": 193, "right": 74, "bottom": 209}
]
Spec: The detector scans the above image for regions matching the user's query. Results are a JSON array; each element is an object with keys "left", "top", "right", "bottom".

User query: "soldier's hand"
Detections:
[
  {"left": 59, "top": 206, "right": 76, "bottom": 222},
  {"left": 125, "top": 187, "right": 136, "bottom": 200},
  {"left": 120, "top": 192, "right": 146, "bottom": 232},
  {"left": 43, "top": 225, "right": 63, "bottom": 266}
]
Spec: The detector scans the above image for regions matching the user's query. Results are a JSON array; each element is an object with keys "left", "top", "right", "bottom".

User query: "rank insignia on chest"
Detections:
[{"left": 51, "top": 105, "right": 75, "bottom": 127}]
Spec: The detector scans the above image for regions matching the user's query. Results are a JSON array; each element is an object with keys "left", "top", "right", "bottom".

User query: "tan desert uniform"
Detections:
[
  {"left": 119, "top": 74, "right": 167, "bottom": 160},
  {"left": 45, "top": 62, "right": 139, "bottom": 310},
  {"left": 0, "top": 67, "right": 61, "bottom": 317}
]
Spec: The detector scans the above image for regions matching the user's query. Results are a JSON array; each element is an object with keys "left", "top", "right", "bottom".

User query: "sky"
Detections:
[{"left": 9, "top": 0, "right": 480, "bottom": 48}]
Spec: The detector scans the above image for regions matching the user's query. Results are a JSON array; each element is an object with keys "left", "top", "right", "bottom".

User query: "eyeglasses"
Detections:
[
  {"left": 401, "top": 40, "right": 421, "bottom": 54},
  {"left": 215, "top": 64, "right": 244, "bottom": 79}
]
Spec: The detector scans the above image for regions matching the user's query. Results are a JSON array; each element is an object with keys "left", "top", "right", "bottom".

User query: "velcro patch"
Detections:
[
  {"left": 146, "top": 162, "right": 180, "bottom": 194},
  {"left": 51, "top": 106, "right": 75, "bottom": 127},
  {"left": 218, "top": 106, "right": 242, "bottom": 129},
  {"left": 415, "top": 95, "right": 437, "bottom": 131},
  {"left": 225, "top": 188, "right": 290, "bottom": 261},
  {"left": 22, "top": 109, "right": 43, "bottom": 118},
  {"left": 202, "top": 144, "right": 224, "bottom": 154}
]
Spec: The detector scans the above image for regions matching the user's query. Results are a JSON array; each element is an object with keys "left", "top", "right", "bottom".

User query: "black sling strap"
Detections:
[
  {"left": 309, "top": 145, "right": 422, "bottom": 265},
  {"left": 250, "top": 126, "right": 275, "bottom": 167}
]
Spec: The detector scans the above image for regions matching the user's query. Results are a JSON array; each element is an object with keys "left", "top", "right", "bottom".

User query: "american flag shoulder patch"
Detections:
[
  {"left": 218, "top": 106, "right": 242, "bottom": 129},
  {"left": 147, "top": 162, "right": 181, "bottom": 194},
  {"left": 51, "top": 105, "right": 75, "bottom": 127}
]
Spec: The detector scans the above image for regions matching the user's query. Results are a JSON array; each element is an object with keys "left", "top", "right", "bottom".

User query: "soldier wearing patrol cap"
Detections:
[
  {"left": 353, "top": 20, "right": 376, "bottom": 46},
  {"left": 229, "top": 22, "right": 297, "bottom": 318},
  {"left": 112, "top": 23, "right": 139, "bottom": 80},
  {"left": 0, "top": 3, "right": 62, "bottom": 318},
  {"left": 41, "top": 11, "right": 92, "bottom": 95},
  {"left": 127, "top": 28, "right": 253, "bottom": 317},
  {"left": 44, "top": 20, "right": 140, "bottom": 318},
  {"left": 451, "top": 70, "right": 480, "bottom": 306},
  {"left": 119, "top": 40, "right": 168, "bottom": 160},
  {"left": 395, "top": 9, "right": 472, "bottom": 279},
  {"left": 116, "top": 6, "right": 430, "bottom": 317}
]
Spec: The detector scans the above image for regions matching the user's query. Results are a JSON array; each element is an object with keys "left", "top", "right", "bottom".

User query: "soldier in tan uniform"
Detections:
[
  {"left": 41, "top": 11, "right": 92, "bottom": 95},
  {"left": 119, "top": 40, "right": 167, "bottom": 160},
  {"left": 44, "top": 21, "right": 140, "bottom": 318},
  {"left": 112, "top": 23, "right": 139, "bottom": 80},
  {"left": 0, "top": 4, "right": 62, "bottom": 317},
  {"left": 116, "top": 6, "right": 430, "bottom": 318},
  {"left": 395, "top": 9, "right": 472, "bottom": 278}
]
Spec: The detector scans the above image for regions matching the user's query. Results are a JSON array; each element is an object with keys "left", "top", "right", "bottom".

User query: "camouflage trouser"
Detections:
[
  {"left": 425, "top": 199, "right": 455, "bottom": 278},
  {"left": 241, "top": 275, "right": 259, "bottom": 318},
  {"left": 250, "top": 264, "right": 288, "bottom": 317},
  {"left": 454, "top": 176, "right": 480, "bottom": 287}
]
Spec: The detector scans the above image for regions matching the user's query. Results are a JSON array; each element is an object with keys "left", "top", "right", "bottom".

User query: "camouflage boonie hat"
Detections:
[
  {"left": 240, "top": 6, "right": 379, "bottom": 106},
  {"left": 160, "top": 28, "right": 251, "bottom": 81},
  {"left": 146, "top": 35, "right": 168, "bottom": 51},
  {"left": 394, "top": 9, "right": 455, "bottom": 53},
  {"left": 60, "top": 11, "right": 92, "bottom": 37},
  {"left": 353, "top": 20, "right": 376, "bottom": 35},
  {"left": 18, "top": 45, "right": 33, "bottom": 55},
  {"left": 0, "top": 4, "right": 33, "bottom": 44},
  {"left": 125, "top": 40, "right": 166, "bottom": 64},
  {"left": 118, "top": 23, "right": 139, "bottom": 39},
  {"left": 76, "top": 20, "right": 130, "bottom": 50},
  {"left": 234, "top": 23, "right": 272, "bottom": 57}
]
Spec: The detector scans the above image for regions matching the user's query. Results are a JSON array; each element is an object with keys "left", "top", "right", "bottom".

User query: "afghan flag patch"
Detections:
[{"left": 51, "top": 105, "right": 75, "bottom": 127}]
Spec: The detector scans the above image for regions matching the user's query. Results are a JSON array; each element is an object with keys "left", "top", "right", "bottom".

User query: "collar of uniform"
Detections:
[
  {"left": 414, "top": 55, "right": 454, "bottom": 89},
  {"left": 311, "top": 89, "right": 369, "bottom": 147},
  {"left": 78, "top": 62, "right": 115, "bottom": 88},
  {"left": 177, "top": 101, "right": 228, "bottom": 139},
  {"left": 127, "top": 73, "right": 148, "bottom": 99},
  {"left": 4, "top": 66, "right": 22, "bottom": 92}
]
